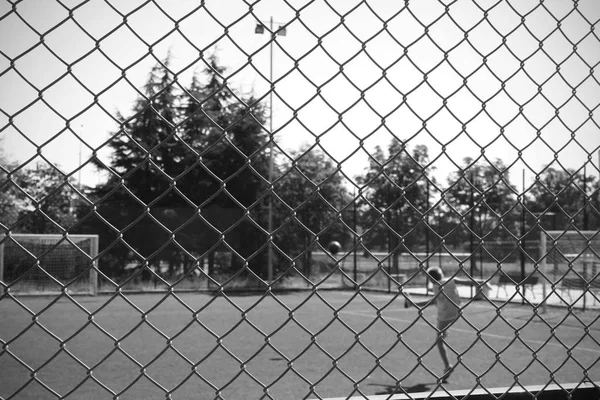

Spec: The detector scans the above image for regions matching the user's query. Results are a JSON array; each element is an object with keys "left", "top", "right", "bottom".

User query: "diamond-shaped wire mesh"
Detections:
[{"left": 1, "top": 0, "right": 599, "bottom": 399}]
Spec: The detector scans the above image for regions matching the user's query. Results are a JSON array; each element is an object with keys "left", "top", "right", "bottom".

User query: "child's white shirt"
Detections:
[{"left": 433, "top": 279, "right": 461, "bottom": 322}]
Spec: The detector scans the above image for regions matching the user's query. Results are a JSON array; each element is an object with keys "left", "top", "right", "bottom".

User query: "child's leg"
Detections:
[
  {"left": 436, "top": 330, "right": 451, "bottom": 370},
  {"left": 436, "top": 319, "right": 453, "bottom": 372}
]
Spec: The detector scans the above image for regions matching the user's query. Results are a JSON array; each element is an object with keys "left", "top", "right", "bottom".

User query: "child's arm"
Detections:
[
  {"left": 452, "top": 277, "right": 474, "bottom": 285},
  {"left": 453, "top": 277, "right": 492, "bottom": 290},
  {"left": 404, "top": 293, "right": 436, "bottom": 308}
]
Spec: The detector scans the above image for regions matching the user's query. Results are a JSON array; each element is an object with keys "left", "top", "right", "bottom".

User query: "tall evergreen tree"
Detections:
[
  {"left": 101, "top": 55, "right": 181, "bottom": 204},
  {"left": 89, "top": 54, "right": 186, "bottom": 275},
  {"left": 89, "top": 53, "right": 271, "bottom": 279},
  {"left": 178, "top": 55, "right": 269, "bottom": 207},
  {"left": 176, "top": 54, "right": 270, "bottom": 276}
]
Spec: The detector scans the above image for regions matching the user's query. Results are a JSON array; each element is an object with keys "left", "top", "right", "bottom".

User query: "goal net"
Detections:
[
  {"left": 0, "top": 234, "right": 99, "bottom": 295},
  {"left": 539, "top": 230, "right": 600, "bottom": 307}
]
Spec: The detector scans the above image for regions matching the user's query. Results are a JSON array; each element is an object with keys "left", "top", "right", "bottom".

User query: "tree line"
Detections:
[{"left": 1, "top": 55, "right": 599, "bottom": 281}]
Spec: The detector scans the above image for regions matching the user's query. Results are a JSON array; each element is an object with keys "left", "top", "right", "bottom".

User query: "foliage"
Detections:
[
  {"left": 441, "top": 157, "right": 518, "bottom": 248},
  {"left": 0, "top": 141, "right": 23, "bottom": 231},
  {"left": 177, "top": 55, "right": 270, "bottom": 207},
  {"left": 98, "top": 56, "right": 181, "bottom": 204},
  {"left": 3, "top": 54, "right": 596, "bottom": 282},
  {"left": 274, "top": 145, "right": 351, "bottom": 275},
  {"left": 7, "top": 163, "right": 78, "bottom": 233},
  {"left": 526, "top": 166, "right": 600, "bottom": 230},
  {"left": 89, "top": 53, "right": 270, "bottom": 278},
  {"left": 357, "top": 141, "right": 432, "bottom": 251}
]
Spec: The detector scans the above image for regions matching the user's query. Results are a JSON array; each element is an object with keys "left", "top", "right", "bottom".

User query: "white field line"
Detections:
[
  {"left": 327, "top": 292, "right": 599, "bottom": 333},
  {"left": 340, "top": 309, "right": 600, "bottom": 354}
]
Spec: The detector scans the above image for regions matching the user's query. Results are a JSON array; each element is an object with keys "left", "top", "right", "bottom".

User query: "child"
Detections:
[{"left": 404, "top": 267, "right": 462, "bottom": 381}]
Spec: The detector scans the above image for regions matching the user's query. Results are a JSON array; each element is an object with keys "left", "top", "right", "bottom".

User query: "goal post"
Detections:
[
  {"left": 539, "top": 230, "right": 600, "bottom": 312},
  {"left": 0, "top": 233, "right": 99, "bottom": 296}
]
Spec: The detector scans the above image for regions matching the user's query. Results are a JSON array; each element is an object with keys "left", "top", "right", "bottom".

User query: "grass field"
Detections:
[{"left": 1, "top": 290, "right": 599, "bottom": 400}]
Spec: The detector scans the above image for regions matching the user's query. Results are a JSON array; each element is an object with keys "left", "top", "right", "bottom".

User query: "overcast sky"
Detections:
[{"left": 1, "top": 0, "right": 599, "bottom": 189}]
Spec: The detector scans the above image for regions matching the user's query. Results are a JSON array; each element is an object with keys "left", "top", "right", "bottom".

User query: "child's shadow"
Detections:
[{"left": 371, "top": 383, "right": 431, "bottom": 395}]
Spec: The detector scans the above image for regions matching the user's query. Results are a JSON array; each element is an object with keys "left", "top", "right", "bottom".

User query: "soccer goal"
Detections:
[
  {"left": 0, "top": 234, "right": 99, "bottom": 295},
  {"left": 539, "top": 230, "right": 600, "bottom": 311}
]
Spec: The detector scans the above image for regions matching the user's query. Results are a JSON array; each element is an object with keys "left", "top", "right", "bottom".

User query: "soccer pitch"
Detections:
[{"left": 1, "top": 291, "right": 598, "bottom": 400}]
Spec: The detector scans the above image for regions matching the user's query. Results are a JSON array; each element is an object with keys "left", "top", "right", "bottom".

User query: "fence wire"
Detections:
[{"left": 1, "top": 0, "right": 600, "bottom": 399}]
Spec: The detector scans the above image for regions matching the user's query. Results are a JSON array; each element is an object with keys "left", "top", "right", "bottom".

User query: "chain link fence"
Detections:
[{"left": 1, "top": 0, "right": 599, "bottom": 399}]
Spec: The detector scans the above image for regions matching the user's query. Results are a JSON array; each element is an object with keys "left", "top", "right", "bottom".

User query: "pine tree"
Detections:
[
  {"left": 177, "top": 54, "right": 270, "bottom": 275},
  {"left": 102, "top": 55, "right": 181, "bottom": 204},
  {"left": 90, "top": 55, "right": 183, "bottom": 269},
  {"left": 89, "top": 53, "right": 271, "bottom": 278},
  {"left": 178, "top": 54, "right": 270, "bottom": 207}
]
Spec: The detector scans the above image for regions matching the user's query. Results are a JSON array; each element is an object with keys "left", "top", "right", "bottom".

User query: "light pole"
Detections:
[
  {"left": 255, "top": 17, "right": 286, "bottom": 283},
  {"left": 79, "top": 125, "right": 84, "bottom": 191},
  {"left": 583, "top": 162, "right": 588, "bottom": 230}
]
